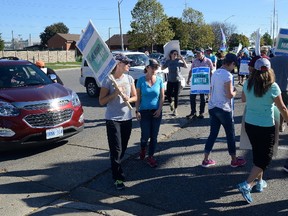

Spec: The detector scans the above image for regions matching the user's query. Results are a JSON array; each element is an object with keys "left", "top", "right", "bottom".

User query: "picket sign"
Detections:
[{"left": 76, "top": 20, "right": 132, "bottom": 109}]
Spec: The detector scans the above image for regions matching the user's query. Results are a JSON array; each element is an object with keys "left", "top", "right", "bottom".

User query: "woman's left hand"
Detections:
[{"left": 153, "top": 109, "right": 162, "bottom": 118}]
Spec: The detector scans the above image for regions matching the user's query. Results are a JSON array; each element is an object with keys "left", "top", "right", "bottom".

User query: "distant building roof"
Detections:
[
  {"left": 56, "top": 33, "right": 80, "bottom": 42},
  {"left": 106, "top": 34, "right": 130, "bottom": 46}
]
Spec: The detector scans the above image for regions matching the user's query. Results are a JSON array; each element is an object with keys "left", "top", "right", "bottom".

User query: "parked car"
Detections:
[
  {"left": 0, "top": 58, "right": 84, "bottom": 150},
  {"left": 80, "top": 51, "right": 185, "bottom": 97},
  {"left": 180, "top": 50, "right": 194, "bottom": 62},
  {"left": 149, "top": 52, "right": 164, "bottom": 63}
]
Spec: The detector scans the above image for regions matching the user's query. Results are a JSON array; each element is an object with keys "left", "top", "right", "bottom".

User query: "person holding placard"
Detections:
[
  {"left": 202, "top": 53, "right": 246, "bottom": 168},
  {"left": 186, "top": 48, "right": 213, "bottom": 119},
  {"left": 99, "top": 54, "right": 137, "bottom": 190},
  {"left": 135, "top": 59, "right": 165, "bottom": 168},
  {"left": 161, "top": 49, "right": 188, "bottom": 116},
  {"left": 237, "top": 58, "right": 288, "bottom": 203}
]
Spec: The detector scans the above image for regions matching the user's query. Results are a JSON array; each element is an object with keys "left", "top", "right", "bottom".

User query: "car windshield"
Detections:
[
  {"left": 125, "top": 54, "right": 149, "bottom": 67},
  {"left": 0, "top": 64, "right": 53, "bottom": 89}
]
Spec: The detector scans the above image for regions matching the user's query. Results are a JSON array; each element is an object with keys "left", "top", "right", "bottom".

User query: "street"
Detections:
[{"left": 0, "top": 67, "right": 287, "bottom": 216}]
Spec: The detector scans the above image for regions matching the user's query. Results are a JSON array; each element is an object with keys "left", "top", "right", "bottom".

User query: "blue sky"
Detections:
[{"left": 1, "top": 0, "right": 287, "bottom": 45}]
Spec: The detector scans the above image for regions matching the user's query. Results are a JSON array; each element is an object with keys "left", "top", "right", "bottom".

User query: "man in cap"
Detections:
[{"left": 186, "top": 48, "right": 213, "bottom": 119}]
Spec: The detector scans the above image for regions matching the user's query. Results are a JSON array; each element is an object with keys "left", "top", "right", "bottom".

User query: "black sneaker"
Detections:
[
  {"left": 115, "top": 180, "right": 125, "bottom": 190},
  {"left": 197, "top": 114, "right": 204, "bottom": 119},
  {"left": 186, "top": 113, "right": 197, "bottom": 119}
]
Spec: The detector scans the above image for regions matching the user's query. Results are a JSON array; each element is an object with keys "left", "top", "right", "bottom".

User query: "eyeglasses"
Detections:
[
  {"left": 173, "top": 53, "right": 178, "bottom": 56},
  {"left": 121, "top": 61, "right": 130, "bottom": 65}
]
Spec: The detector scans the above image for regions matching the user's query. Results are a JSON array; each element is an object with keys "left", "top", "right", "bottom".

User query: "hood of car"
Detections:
[{"left": 0, "top": 83, "right": 72, "bottom": 103}]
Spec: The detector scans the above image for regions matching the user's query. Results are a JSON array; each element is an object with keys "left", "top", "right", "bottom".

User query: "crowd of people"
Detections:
[{"left": 98, "top": 48, "right": 288, "bottom": 205}]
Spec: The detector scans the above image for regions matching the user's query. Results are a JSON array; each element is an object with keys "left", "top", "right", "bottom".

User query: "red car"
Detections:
[{"left": 0, "top": 58, "right": 84, "bottom": 150}]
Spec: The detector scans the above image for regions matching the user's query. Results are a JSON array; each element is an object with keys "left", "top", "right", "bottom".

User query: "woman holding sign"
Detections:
[
  {"left": 99, "top": 54, "right": 137, "bottom": 190},
  {"left": 161, "top": 49, "right": 188, "bottom": 116}
]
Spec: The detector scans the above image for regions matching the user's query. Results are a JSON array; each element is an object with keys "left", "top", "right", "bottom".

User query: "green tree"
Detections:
[
  {"left": 129, "top": 0, "right": 174, "bottom": 51},
  {"left": 262, "top": 32, "right": 273, "bottom": 46},
  {"left": 40, "top": 22, "right": 69, "bottom": 47},
  {"left": 167, "top": 17, "right": 190, "bottom": 49},
  {"left": 228, "top": 33, "right": 249, "bottom": 49},
  {"left": 0, "top": 33, "right": 4, "bottom": 51},
  {"left": 182, "top": 7, "right": 214, "bottom": 50},
  {"left": 210, "top": 21, "right": 237, "bottom": 50}
]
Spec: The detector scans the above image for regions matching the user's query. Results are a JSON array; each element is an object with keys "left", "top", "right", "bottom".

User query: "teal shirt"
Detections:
[
  {"left": 243, "top": 81, "right": 281, "bottom": 126},
  {"left": 136, "top": 75, "right": 163, "bottom": 110}
]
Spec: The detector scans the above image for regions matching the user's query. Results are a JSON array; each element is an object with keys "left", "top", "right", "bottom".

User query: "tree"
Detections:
[
  {"left": 261, "top": 32, "right": 273, "bottom": 46},
  {"left": 0, "top": 33, "right": 4, "bottom": 51},
  {"left": 40, "top": 22, "right": 69, "bottom": 47},
  {"left": 167, "top": 17, "right": 190, "bottom": 49},
  {"left": 129, "top": 0, "right": 174, "bottom": 51},
  {"left": 182, "top": 7, "right": 214, "bottom": 50},
  {"left": 210, "top": 21, "right": 237, "bottom": 50},
  {"left": 228, "top": 33, "right": 249, "bottom": 49}
]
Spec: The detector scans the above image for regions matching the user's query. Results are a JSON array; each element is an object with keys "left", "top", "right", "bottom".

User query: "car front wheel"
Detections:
[{"left": 86, "top": 78, "right": 100, "bottom": 97}]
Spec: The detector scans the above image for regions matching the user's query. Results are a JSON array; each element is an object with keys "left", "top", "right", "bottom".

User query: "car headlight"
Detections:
[
  {"left": 72, "top": 92, "right": 81, "bottom": 107},
  {"left": 0, "top": 101, "right": 20, "bottom": 116}
]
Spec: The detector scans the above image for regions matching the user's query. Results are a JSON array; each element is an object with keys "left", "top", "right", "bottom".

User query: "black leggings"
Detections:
[
  {"left": 166, "top": 81, "right": 181, "bottom": 109},
  {"left": 245, "top": 122, "right": 275, "bottom": 170}
]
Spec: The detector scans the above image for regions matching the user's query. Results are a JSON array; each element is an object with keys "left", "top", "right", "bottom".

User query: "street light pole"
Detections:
[
  {"left": 224, "top": 15, "right": 235, "bottom": 23},
  {"left": 118, "top": 0, "right": 124, "bottom": 51}
]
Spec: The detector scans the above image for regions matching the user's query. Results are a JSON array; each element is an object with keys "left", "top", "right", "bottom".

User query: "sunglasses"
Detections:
[{"left": 121, "top": 61, "right": 130, "bottom": 65}]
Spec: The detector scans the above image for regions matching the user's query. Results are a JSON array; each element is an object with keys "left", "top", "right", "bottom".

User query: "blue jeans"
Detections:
[
  {"left": 140, "top": 110, "right": 162, "bottom": 156},
  {"left": 204, "top": 107, "right": 236, "bottom": 155}
]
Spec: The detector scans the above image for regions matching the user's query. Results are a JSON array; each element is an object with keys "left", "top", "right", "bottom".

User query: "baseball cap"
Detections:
[
  {"left": 224, "top": 53, "right": 238, "bottom": 65},
  {"left": 145, "top": 58, "right": 159, "bottom": 68},
  {"left": 35, "top": 60, "right": 45, "bottom": 67},
  {"left": 114, "top": 53, "right": 133, "bottom": 64},
  {"left": 195, "top": 48, "right": 204, "bottom": 53},
  {"left": 206, "top": 47, "right": 213, "bottom": 51},
  {"left": 254, "top": 58, "right": 271, "bottom": 71}
]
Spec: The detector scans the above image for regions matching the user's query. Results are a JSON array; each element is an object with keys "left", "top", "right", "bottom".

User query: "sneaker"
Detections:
[
  {"left": 186, "top": 113, "right": 197, "bottom": 119},
  {"left": 115, "top": 180, "right": 125, "bottom": 190},
  {"left": 146, "top": 156, "right": 157, "bottom": 168},
  {"left": 169, "top": 101, "right": 174, "bottom": 111},
  {"left": 237, "top": 181, "right": 253, "bottom": 203},
  {"left": 197, "top": 114, "right": 204, "bottom": 119},
  {"left": 173, "top": 108, "right": 178, "bottom": 116},
  {"left": 202, "top": 159, "right": 216, "bottom": 168},
  {"left": 254, "top": 179, "right": 267, "bottom": 192},
  {"left": 139, "top": 148, "right": 146, "bottom": 160},
  {"left": 279, "top": 123, "right": 286, "bottom": 132},
  {"left": 283, "top": 164, "right": 288, "bottom": 173},
  {"left": 231, "top": 157, "right": 246, "bottom": 168}
]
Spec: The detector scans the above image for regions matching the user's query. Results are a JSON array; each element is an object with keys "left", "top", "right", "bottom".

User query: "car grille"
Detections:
[
  {"left": 23, "top": 100, "right": 70, "bottom": 110},
  {"left": 24, "top": 109, "right": 73, "bottom": 128}
]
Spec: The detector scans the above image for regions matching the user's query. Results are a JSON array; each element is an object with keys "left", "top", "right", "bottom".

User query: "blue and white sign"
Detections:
[
  {"left": 76, "top": 20, "right": 117, "bottom": 85},
  {"left": 190, "top": 67, "right": 210, "bottom": 94},
  {"left": 275, "top": 28, "right": 288, "bottom": 56},
  {"left": 239, "top": 60, "right": 250, "bottom": 75}
]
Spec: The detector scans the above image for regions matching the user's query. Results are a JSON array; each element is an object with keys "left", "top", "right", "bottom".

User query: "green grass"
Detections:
[{"left": 45, "top": 62, "right": 81, "bottom": 70}]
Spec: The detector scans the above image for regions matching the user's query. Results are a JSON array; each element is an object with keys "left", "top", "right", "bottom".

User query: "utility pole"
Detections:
[
  {"left": 272, "top": 0, "right": 276, "bottom": 46},
  {"left": 118, "top": 0, "right": 124, "bottom": 51}
]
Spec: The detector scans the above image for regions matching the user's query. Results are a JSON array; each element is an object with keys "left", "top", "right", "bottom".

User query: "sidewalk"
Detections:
[{"left": 28, "top": 86, "right": 288, "bottom": 215}]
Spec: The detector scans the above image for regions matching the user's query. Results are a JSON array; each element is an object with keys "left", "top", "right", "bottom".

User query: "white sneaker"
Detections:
[{"left": 173, "top": 109, "right": 178, "bottom": 116}]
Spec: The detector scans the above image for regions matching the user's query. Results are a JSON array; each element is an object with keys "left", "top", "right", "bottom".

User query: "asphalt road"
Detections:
[{"left": 0, "top": 67, "right": 287, "bottom": 216}]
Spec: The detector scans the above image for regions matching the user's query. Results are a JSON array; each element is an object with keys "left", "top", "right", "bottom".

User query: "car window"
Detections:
[
  {"left": 0, "top": 65, "right": 52, "bottom": 88},
  {"left": 126, "top": 54, "right": 149, "bottom": 67}
]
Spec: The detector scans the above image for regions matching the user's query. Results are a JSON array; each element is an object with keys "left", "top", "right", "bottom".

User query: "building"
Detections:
[
  {"left": 105, "top": 34, "right": 130, "bottom": 51},
  {"left": 47, "top": 33, "right": 80, "bottom": 50}
]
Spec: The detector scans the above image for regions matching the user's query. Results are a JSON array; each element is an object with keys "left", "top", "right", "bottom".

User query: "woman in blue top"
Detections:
[
  {"left": 135, "top": 59, "right": 165, "bottom": 168},
  {"left": 237, "top": 58, "right": 288, "bottom": 203}
]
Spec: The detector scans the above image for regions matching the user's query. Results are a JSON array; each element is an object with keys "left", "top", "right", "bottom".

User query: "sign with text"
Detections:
[
  {"left": 239, "top": 60, "right": 250, "bottom": 75},
  {"left": 190, "top": 67, "right": 210, "bottom": 94},
  {"left": 163, "top": 40, "right": 180, "bottom": 59},
  {"left": 275, "top": 28, "right": 288, "bottom": 56},
  {"left": 76, "top": 20, "right": 116, "bottom": 85}
]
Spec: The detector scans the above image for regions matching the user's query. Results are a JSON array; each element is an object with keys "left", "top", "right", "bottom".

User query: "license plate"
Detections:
[{"left": 46, "top": 127, "right": 63, "bottom": 139}]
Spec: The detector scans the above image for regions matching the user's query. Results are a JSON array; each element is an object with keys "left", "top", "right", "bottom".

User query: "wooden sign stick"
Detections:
[{"left": 108, "top": 74, "right": 133, "bottom": 110}]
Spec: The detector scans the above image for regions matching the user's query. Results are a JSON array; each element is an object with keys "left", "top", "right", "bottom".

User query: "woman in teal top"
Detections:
[
  {"left": 135, "top": 59, "right": 165, "bottom": 168},
  {"left": 237, "top": 58, "right": 288, "bottom": 204}
]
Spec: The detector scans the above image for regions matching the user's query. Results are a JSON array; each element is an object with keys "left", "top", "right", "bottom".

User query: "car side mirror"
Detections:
[{"left": 48, "top": 74, "right": 57, "bottom": 83}]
